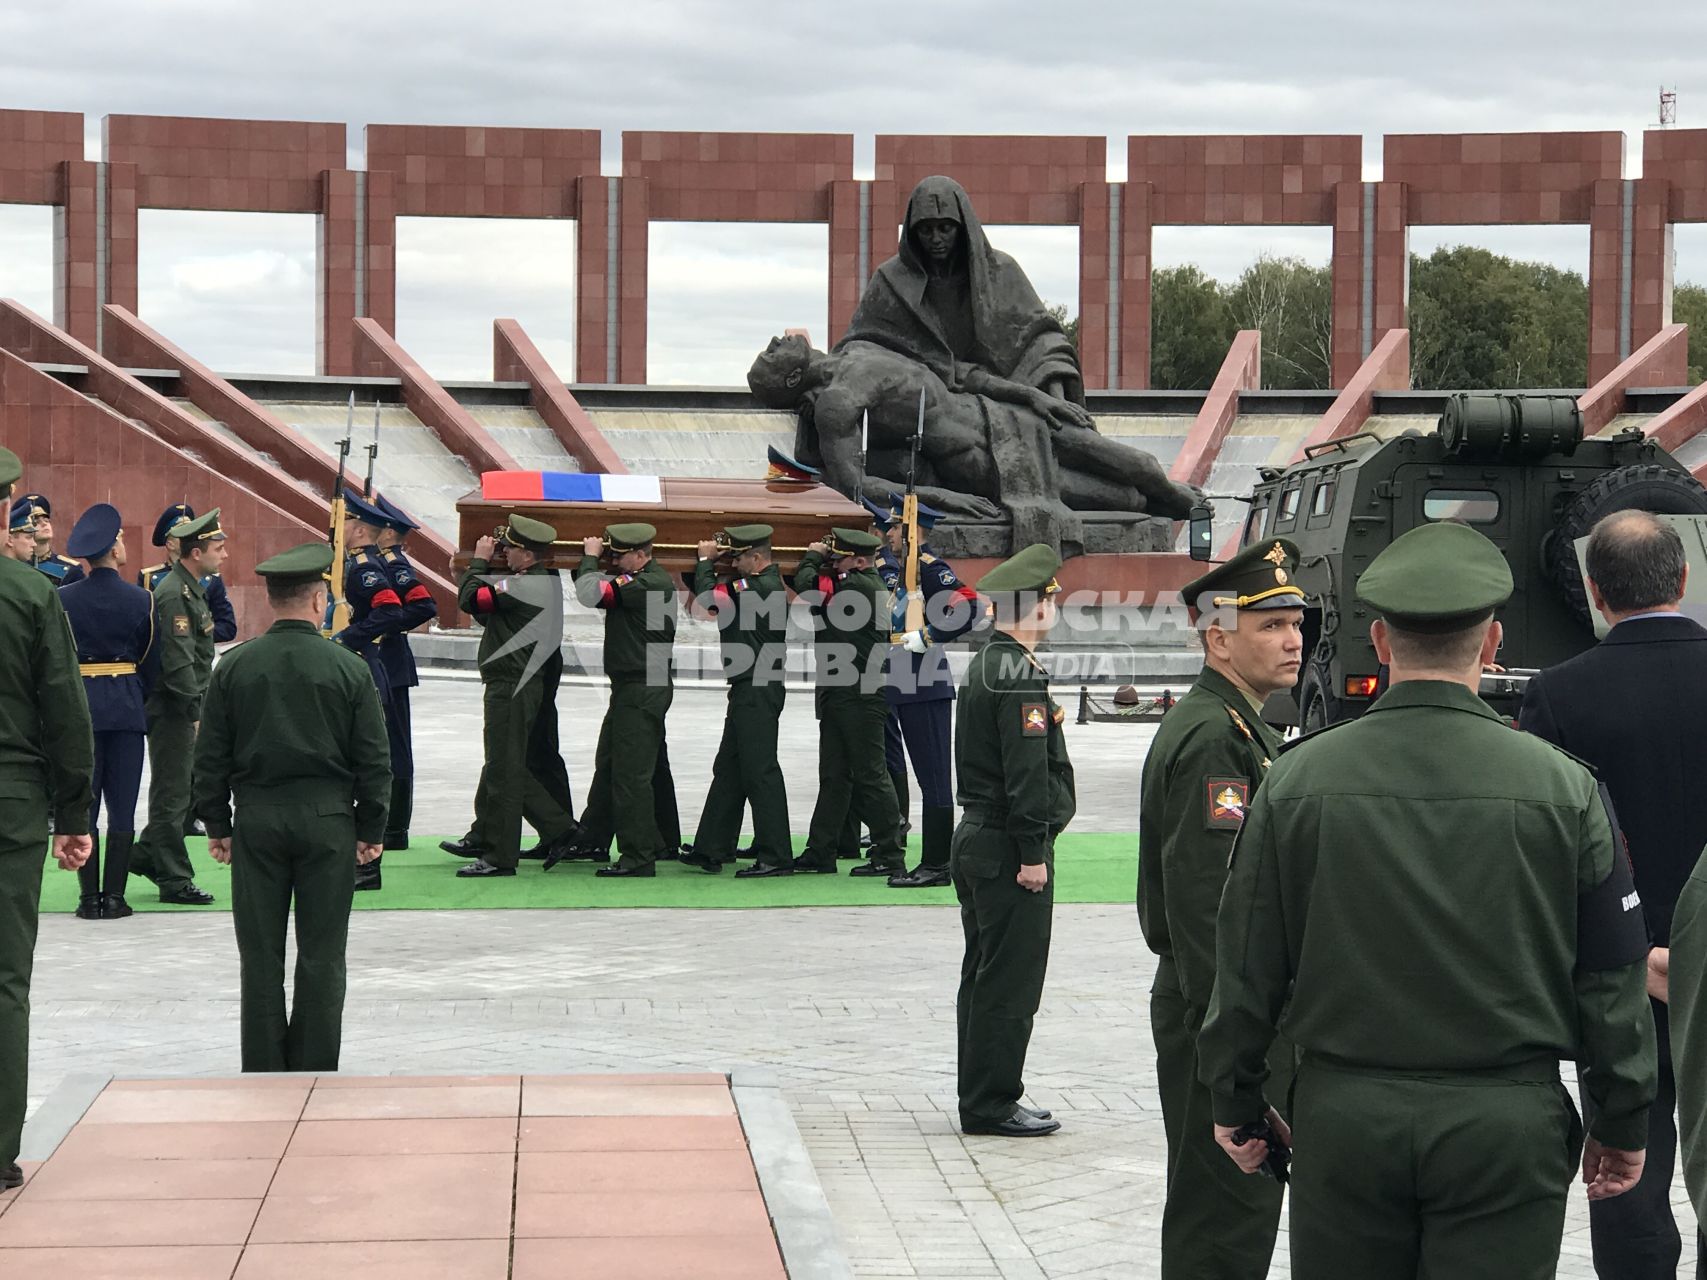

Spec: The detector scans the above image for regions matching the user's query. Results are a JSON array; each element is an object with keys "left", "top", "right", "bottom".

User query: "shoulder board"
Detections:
[
  {"left": 1225, "top": 705, "right": 1255, "bottom": 743},
  {"left": 380, "top": 548, "right": 400, "bottom": 562},
  {"left": 920, "top": 553, "right": 938, "bottom": 564},
  {"left": 1277, "top": 718, "right": 1355, "bottom": 755},
  {"left": 1528, "top": 734, "right": 1602, "bottom": 778}
]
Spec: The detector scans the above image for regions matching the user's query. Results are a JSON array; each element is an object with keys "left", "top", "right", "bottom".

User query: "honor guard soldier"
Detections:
[
  {"left": 866, "top": 494, "right": 979, "bottom": 889},
  {"left": 0, "top": 447, "right": 95, "bottom": 1193},
  {"left": 141, "top": 503, "right": 237, "bottom": 642},
  {"left": 569, "top": 523, "right": 679, "bottom": 878},
  {"left": 953, "top": 544, "right": 1075, "bottom": 1137},
  {"left": 680, "top": 524, "right": 792, "bottom": 875},
  {"left": 790, "top": 527, "right": 907, "bottom": 877},
  {"left": 15, "top": 492, "right": 82, "bottom": 585},
  {"left": 130, "top": 508, "right": 226, "bottom": 905},
  {"left": 59, "top": 504, "right": 159, "bottom": 920},
  {"left": 1199, "top": 522, "right": 1657, "bottom": 1278},
  {"left": 6, "top": 499, "right": 37, "bottom": 561},
  {"left": 1137, "top": 538, "right": 1304, "bottom": 1278},
  {"left": 371, "top": 493, "right": 439, "bottom": 850},
  {"left": 446, "top": 517, "right": 577, "bottom": 877},
  {"left": 194, "top": 541, "right": 390, "bottom": 1072}
]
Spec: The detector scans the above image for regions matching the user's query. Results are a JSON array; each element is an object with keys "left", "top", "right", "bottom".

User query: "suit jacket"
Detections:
[{"left": 1519, "top": 613, "right": 1707, "bottom": 944}]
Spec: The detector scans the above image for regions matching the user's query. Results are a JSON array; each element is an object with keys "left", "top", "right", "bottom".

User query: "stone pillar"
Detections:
[
  {"left": 1330, "top": 180, "right": 1408, "bottom": 387},
  {"left": 53, "top": 160, "right": 100, "bottom": 348},
  {"left": 1117, "top": 182, "right": 1153, "bottom": 390},
  {"left": 99, "top": 162, "right": 139, "bottom": 358},
  {"left": 1076, "top": 180, "right": 1115, "bottom": 390},
  {"left": 575, "top": 175, "right": 650, "bottom": 384}
]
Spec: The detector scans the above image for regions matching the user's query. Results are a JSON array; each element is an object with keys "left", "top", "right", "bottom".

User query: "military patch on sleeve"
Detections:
[
  {"left": 172, "top": 615, "right": 190, "bottom": 637},
  {"left": 359, "top": 569, "right": 383, "bottom": 589},
  {"left": 615, "top": 573, "right": 635, "bottom": 586},
  {"left": 1205, "top": 778, "right": 1250, "bottom": 830},
  {"left": 1021, "top": 703, "right": 1049, "bottom": 736},
  {"left": 732, "top": 577, "right": 748, "bottom": 592}
]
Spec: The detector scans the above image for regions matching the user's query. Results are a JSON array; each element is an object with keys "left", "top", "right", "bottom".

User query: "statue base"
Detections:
[{"left": 932, "top": 510, "right": 1176, "bottom": 560}]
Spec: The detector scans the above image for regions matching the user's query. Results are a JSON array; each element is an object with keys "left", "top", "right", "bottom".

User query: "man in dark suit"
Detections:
[{"left": 1520, "top": 508, "right": 1705, "bottom": 1280}]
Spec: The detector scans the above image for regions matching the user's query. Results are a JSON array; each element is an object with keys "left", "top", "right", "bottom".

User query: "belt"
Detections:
[
  {"left": 1306, "top": 1052, "right": 1558, "bottom": 1085},
  {"left": 79, "top": 662, "right": 138, "bottom": 677}
]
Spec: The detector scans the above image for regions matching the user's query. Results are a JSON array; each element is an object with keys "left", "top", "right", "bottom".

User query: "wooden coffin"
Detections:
[{"left": 453, "top": 476, "right": 872, "bottom": 575}]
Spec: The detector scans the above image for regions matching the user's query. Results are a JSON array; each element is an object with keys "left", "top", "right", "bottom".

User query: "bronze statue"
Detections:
[{"left": 749, "top": 175, "right": 1195, "bottom": 552}]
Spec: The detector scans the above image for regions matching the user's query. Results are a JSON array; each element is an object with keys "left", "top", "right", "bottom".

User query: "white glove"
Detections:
[{"left": 903, "top": 629, "right": 930, "bottom": 654}]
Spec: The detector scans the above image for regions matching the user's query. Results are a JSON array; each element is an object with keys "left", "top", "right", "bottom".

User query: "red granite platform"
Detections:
[{"left": 0, "top": 1073, "right": 786, "bottom": 1279}]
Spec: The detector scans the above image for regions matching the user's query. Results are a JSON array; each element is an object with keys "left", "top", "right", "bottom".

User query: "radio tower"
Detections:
[{"left": 1660, "top": 87, "right": 1678, "bottom": 127}]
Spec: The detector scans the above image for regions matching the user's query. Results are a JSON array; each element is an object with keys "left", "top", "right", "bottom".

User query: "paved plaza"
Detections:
[{"left": 23, "top": 674, "right": 1695, "bottom": 1277}]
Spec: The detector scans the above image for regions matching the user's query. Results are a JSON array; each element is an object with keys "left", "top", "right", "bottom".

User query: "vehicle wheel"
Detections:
[
  {"left": 1545, "top": 464, "right": 1707, "bottom": 624},
  {"left": 1299, "top": 664, "right": 1337, "bottom": 732}
]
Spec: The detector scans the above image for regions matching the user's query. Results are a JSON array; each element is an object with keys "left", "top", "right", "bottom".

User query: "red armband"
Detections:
[
  {"left": 402, "top": 584, "right": 431, "bottom": 604},
  {"left": 471, "top": 585, "right": 496, "bottom": 614},
  {"left": 817, "top": 574, "right": 835, "bottom": 597},
  {"left": 370, "top": 588, "right": 402, "bottom": 608},
  {"left": 597, "top": 580, "right": 616, "bottom": 608},
  {"left": 952, "top": 584, "right": 977, "bottom": 605},
  {"left": 711, "top": 583, "right": 733, "bottom": 605}
]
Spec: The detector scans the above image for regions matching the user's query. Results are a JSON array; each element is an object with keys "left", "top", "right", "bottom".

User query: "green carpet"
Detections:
[{"left": 38, "top": 834, "right": 1137, "bottom": 913}]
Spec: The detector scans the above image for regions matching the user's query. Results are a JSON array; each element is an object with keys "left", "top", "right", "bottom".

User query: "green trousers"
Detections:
[
  {"left": 691, "top": 681, "right": 791, "bottom": 865},
  {"left": 231, "top": 800, "right": 356, "bottom": 1073},
  {"left": 1151, "top": 959, "right": 1286, "bottom": 1279},
  {"left": 1288, "top": 1057, "right": 1581, "bottom": 1280},
  {"left": 0, "top": 794, "right": 48, "bottom": 1166},
  {"left": 468, "top": 678, "right": 576, "bottom": 868},
  {"left": 135, "top": 706, "right": 198, "bottom": 895},
  {"left": 579, "top": 680, "right": 673, "bottom": 871},
  {"left": 800, "top": 692, "right": 902, "bottom": 870},
  {"left": 952, "top": 832, "right": 1053, "bottom": 1126}
]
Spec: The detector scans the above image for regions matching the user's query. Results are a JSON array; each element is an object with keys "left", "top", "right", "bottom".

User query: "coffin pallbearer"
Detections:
[
  {"left": 370, "top": 492, "right": 440, "bottom": 852},
  {"left": 58, "top": 503, "right": 160, "bottom": 920},
  {"left": 565, "top": 523, "right": 678, "bottom": 879},
  {"left": 140, "top": 503, "right": 237, "bottom": 642},
  {"left": 952, "top": 543, "right": 1074, "bottom": 1137},
  {"left": 131, "top": 508, "right": 226, "bottom": 905},
  {"left": 1137, "top": 537, "right": 1303, "bottom": 1278},
  {"left": 444, "top": 516, "right": 578, "bottom": 878},
  {"left": 0, "top": 447, "right": 94, "bottom": 1193},
  {"left": 679, "top": 524, "right": 792, "bottom": 875},
  {"left": 1198, "top": 522, "right": 1656, "bottom": 1278},
  {"left": 194, "top": 541, "right": 390, "bottom": 1071},
  {"left": 16, "top": 492, "right": 83, "bottom": 585}
]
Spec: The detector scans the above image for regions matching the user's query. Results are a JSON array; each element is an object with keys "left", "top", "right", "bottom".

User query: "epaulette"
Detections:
[
  {"left": 921, "top": 553, "right": 938, "bottom": 564},
  {"left": 380, "top": 548, "right": 400, "bottom": 562},
  {"left": 1528, "top": 733, "right": 1602, "bottom": 778},
  {"left": 1277, "top": 718, "right": 1356, "bottom": 755}
]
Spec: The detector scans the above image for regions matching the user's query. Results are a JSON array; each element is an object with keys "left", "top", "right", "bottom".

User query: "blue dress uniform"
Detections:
[
  {"left": 58, "top": 504, "right": 159, "bottom": 920},
  {"left": 371, "top": 493, "right": 439, "bottom": 849},
  {"left": 139, "top": 503, "right": 237, "bottom": 642},
  {"left": 14, "top": 493, "right": 82, "bottom": 585}
]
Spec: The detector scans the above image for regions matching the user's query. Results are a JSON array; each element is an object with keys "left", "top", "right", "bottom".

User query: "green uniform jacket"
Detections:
[
  {"left": 794, "top": 552, "right": 887, "bottom": 702},
  {"left": 149, "top": 559, "right": 215, "bottom": 718},
  {"left": 1138, "top": 665, "right": 1281, "bottom": 1015},
  {"left": 1199, "top": 679, "right": 1657, "bottom": 1148},
  {"left": 694, "top": 560, "right": 786, "bottom": 685},
  {"left": 0, "top": 557, "right": 94, "bottom": 831},
  {"left": 573, "top": 556, "right": 677, "bottom": 682},
  {"left": 459, "top": 560, "right": 560, "bottom": 687},
  {"left": 192, "top": 619, "right": 391, "bottom": 845},
  {"left": 954, "top": 632, "right": 1075, "bottom": 865},
  {"left": 1671, "top": 857, "right": 1707, "bottom": 1223}
]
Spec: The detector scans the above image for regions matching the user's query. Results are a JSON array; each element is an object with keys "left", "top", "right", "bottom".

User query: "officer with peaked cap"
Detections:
[
  {"left": 445, "top": 516, "right": 577, "bottom": 876},
  {"left": 568, "top": 522, "right": 679, "bottom": 877},
  {"left": 952, "top": 543, "right": 1075, "bottom": 1137},
  {"left": 1199, "top": 522, "right": 1657, "bottom": 1277},
  {"left": 59, "top": 504, "right": 159, "bottom": 920},
  {"left": 787, "top": 526, "right": 907, "bottom": 877},
  {"left": 679, "top": 523, "right": 792, "bottom": 873},
  {"left": 369, "top": 493, "right": 440, "bottom": 848},
  {"left": 140, "top": 503, "right": 237, "bottom": 642},
  {"left": 193, "top": 541, "right": 390, "bottom": 1071},
  {"left": 1137, "top": 537, "right": 1304, "bottom": 1277},
  {"left": 5, "top": 498, "right": 38, "bottom": 561},
  {"left": 131, "top": 509, "right": 228, "bottom": 905},
  {"left": 0, "top": 448, "right": 94, "bottom": 1194},
  {"left": 15, "top": 492, "right": 82, "bottom": 585}
]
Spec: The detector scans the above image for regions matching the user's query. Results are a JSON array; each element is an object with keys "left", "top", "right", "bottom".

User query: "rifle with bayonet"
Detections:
[
  {"left": 363, "top": 399, "right": 380, "bottom": 498},
  {"left": 322, "top": 392, "right": 354, "bottom": 637},
  {"left": 902, "top": 386, "right": 926, "bottom": 635}
]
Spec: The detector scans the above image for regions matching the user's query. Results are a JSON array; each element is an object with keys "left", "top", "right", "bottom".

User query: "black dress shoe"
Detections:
[
  {"left": 2, "top": 1161, "right": 21, "bottom": 1190},
  {"left": 456, "top": 858, "right": 516, "bottom": 878},
  {"left": 734, "top": 862, "right": 792, "bottom": 879},
  {"left": 888, "top": 865, "right": 952, "bottom": 889},
  {"left": 439, "top": 839, "right": 485, "bottom": 859},
  {"left": 848, "top": 860, "right": 902, "bottom": 877},
  {"left": 101, "top": 894, "right": 134, "bottom": 920},
  {"left": 1019, "top": 1104, "right": 1053, "bottom": 1121},
  {"left": 596, "top": 863, "right": 656, "bottom": 878},
  {"left": 961, "top": 1110, "right": 1061, "bottom": 1137},
  {"left": 679, "top": 851, "right": 724, "bottom": 874},
  {"left": 789, "top": 862, "right": 836, "bottom": 875},
  {"left": 382, "top": 835, "right": 410, "bottom": 852},
  {"left": 542, "top": 841, "right": 611, "bottom": 871},
  {"left": 159, "top": 884, "right": 215, "bottom": 905},
  {"left": 75, "top": 893, "right": 105, "bottom": 920}
]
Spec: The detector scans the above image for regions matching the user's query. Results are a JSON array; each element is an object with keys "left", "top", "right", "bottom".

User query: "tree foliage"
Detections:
[
  {"left": 1675, "top": 283, "right": 1707, "bottom": 384},
  {"left": 1148, "top": 256, "right": 1332, "bottom": 390}
]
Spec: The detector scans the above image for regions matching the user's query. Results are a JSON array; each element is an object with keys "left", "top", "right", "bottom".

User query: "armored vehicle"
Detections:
[{"left": 1200, "top": 393, "right": 1707, "bottom": 728}]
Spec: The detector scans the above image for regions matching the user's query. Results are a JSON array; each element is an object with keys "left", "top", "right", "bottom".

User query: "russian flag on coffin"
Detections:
[{"left": 481, "top": 472, "right": 663, "bottom": 504}]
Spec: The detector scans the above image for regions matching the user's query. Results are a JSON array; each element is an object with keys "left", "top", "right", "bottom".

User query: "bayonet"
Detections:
[{"left": 364, "top": 399, "right": 380, "bottom": 498}]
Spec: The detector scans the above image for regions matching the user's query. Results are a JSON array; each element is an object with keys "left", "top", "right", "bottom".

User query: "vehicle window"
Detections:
[
  {"left": 1423, "top": 488, "right": 1500, "bottom": 523},
  {"left": 1273, "top": 482, "right": 1302, "bottom": 531},
  {"left": 1308, "top": 478, "right": 1336, "bottom": 524},
  {"left": 1243, "top": 495, "right": 1271, "bottom": 545}
]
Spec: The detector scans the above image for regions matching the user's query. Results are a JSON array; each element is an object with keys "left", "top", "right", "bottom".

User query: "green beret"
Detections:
[
  {"left": 168, "top": 509, "right": 227, "bottom": 546},
  {"left": 1181, "top": 538, "right": 1305, "bottom": 613},
  {"left": 504, "top": 515, "right": 558, "bottom": 551},
  {"left": 719, "top": 523, "right": 773, "bottom": 552},
  {"left": 1355, "top": 522, "right": 1513, "bottom": 633},
  {"left": 254, "top": 540, "right": 332, "bottom": 587},
  {"left": 0, "top": 447, "right": 20, "bottom": 489},
  {"left": 977, "top": 542, "right": 1063, "bottom": 596},
  {"left": 825, "top": 526, "right": 882, "bottom": 556},
  {"left": 604, "top": 522, "right": 656, "bottom": 552}
]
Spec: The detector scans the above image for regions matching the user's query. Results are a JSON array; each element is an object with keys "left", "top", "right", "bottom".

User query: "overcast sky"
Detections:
[{"left": 1, "top": 0, "right": 1704, "bottom": 383}]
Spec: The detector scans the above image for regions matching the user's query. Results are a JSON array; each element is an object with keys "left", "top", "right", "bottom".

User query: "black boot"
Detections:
[
  {"left": 354, "top": 853, "right": 382, "bottom": 892},
  {"left": 890, "top": 807, "right": 954, "bottom": 888},
  {"left": 890, "top": 768, "right": 912, "bottom": 838},
  {"left": 102, "top": 832, "right": 135, "bottom": 919},
  {"left": 76, "top": 832, "right": 104, "bottom": 919}
]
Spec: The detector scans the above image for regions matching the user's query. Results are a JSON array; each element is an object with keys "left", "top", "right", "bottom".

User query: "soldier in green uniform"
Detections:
[
  {"left": 130, "top": 509, "right": 226, "bottom": 905},
  {"left": 564, "top": 523, "right": 678, "bottom": 878},
  {"left": 1668, "top": 854, "right": 1707, "bottom": 1233},
  {"left": 680, "top": 524, "right": 793, "bottom": 875},
  {"left": 953, "top": 543, "right": 1075, "bottom": 1137},
  {"left": 0, "top": 447, "right": 95, "bottom": 1191},
  {"left": 791, "top": 527, "right": 906, "bottom": 876},
  {"left": 1138, "top": 538, "right": 1303, "bottom": 1278},
  {"left": 450, "top": 516, "right": 577, "bottom": 878},
  {"left": 1199, "top": 522, "right": 1657, "bottom": 1279},
  {"left": 193, "top": 541, "right": 390, "bottom": 1071}
]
